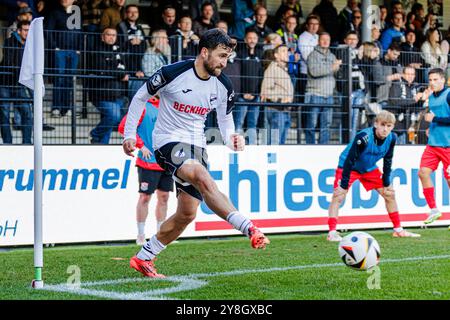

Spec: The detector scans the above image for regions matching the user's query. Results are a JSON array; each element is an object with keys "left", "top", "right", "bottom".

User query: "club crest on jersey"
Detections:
[{"left": 149, "top": 70, "right": 166, "bottom": 91}]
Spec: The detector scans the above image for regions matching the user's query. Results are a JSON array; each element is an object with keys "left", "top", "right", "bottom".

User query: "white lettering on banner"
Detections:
[{"left": 0, "top": 146, "right": 449, "bottom": 246}]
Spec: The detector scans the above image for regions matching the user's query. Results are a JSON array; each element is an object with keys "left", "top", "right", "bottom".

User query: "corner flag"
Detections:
[{"left": 19, "top": 17, "right": 45, "bottom": 289}]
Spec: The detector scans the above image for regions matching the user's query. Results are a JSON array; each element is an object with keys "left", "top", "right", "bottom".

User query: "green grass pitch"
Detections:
[{"left": 0, "top": 228, "right": 449, "bottom": 300}]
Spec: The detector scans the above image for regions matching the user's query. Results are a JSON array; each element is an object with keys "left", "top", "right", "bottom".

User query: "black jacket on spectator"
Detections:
[
  {"left": 245, "top": 25, "right": 273, "bottom": 44},
  {"left": 312, "top": 0, "right": 339, "bottom": 44},
  {"left": 0, "top": 33, "right": 24, "bottom": 86},
  {"left": 46, "top": 4, "right": 83, "bottom": 50},
  {"left": 87, "top": 41, "right": 127, "bottom": 104},
  {"left": 223, "top": 52, "right": 241, "bottom": 96},
  {"left": 400, "top": 42, "right": 425, "bottom": 67},
  {"left": 117, "top": 21, "right": 147, "bottom": 73},
  {"left": 334, "top": 46, "right": 366, "bottom": 95},
  {"left": 358, "top": 57, "right": 378, "bottom": 101},
  {"left": 237, "top": 46, "right": 263, "bottom": 97}
]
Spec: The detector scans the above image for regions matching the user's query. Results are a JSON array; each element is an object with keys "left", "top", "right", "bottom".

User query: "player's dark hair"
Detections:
[
  {"left": 428, "top": 68, "right": 446, "bottom": 78},
  {"left": 199, "top": 28, "right": 235, "bottom": 52},
  {"left": 17, "top": 20, "right": 30, "bottom": 30}
]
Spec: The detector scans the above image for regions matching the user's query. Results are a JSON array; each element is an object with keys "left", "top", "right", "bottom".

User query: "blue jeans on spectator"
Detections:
[
  {"left": 91, "top": 98, "right": 125, "bottom": 144},
  {"left": 304, "top": 94, "right": 334, "bottom": 144},
  {"left": 233, "top": 96, "right": 260, "bottom": 145},
  {"left": 350, "top": 89, "right": 367, "bottom": 140},
  {"left": 266, "top": 109, "right": 291, "bottom": 145},
  {"left": 128, "top": 79, "right": 145, "bottom": 101},
  {"left": 53, "top": 50, "right": 79, "bottom": 115},
  {"left": 0, "top": 86, "right": 33, "bottom": 144}
]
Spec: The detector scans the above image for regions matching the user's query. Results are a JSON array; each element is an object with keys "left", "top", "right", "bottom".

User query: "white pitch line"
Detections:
[{"left": 40, "top": 254, "right": 450, "bottom": 300}]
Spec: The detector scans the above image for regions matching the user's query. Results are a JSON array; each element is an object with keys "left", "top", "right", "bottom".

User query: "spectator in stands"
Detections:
[
  {"left": 189, "top": 0, "right": 220, "bottom": 25},
  {"left": 246, "top": 5, "right": 273, "bottom": 44},
  {"left": 373, "top": 42, "right": 402, "bottom": 106},
  {"left": 3, "top": 0, "right": 36, "bottom": 26},
  {"left": 262, "top": 33, "right": 283, "bottom": 70},
  {"left": 336, "top": 31, "right": 366, "bottom": 139},
  {"left": 0, "top": 21, "right": 32, "bottom": 144},
  {"left": 89, "top": 27, "right": 128, "bottom": 144},
  {"left": 156, "top": 5, "right": 178, "bottom": 37},
  {"left": 47, "top": 0, "right": 83, "bottom": 118},
  {"left": 274, "top": 0, "right": 303, "bottom": 29},
  {"left": 192, "top": 2, "right": 216, "bottom": 38},
  {"left": 305, "top": 32, "right": 341, "bottom": 145},
  {"left": 400, "top": 30, "right": 425, "bottom": 82},
  {"left": 142, "top": 29, "right": 171, "bottom": 77},
  {"left": 371, "top": 25, "right": 383, "bottom": 55},
  {"left": 297, "top": 15, "right": 320, "bottom": 102},
  {"left": 359, "top": 41, "right": 380, "bottom": 102},
  {"left": 387, "top": 65, "right": 420, "bottom": 144},
  {"left": 100, "top": 0, "right": 125, "bottom": 30},
  {"left": 7, "top": 7, "right": 33, "bottom": 39},
  {"left": 216, "top": 20, "right": 229, "bottom": 34},
  {"left": 440, "top": 26, "right": 450, "bottom": 77},
  {"left": 410, "top": 3, "right": 425, "bottom": 41},
  {"left": 276, "top": 15, "right": 299, "bottom": 81},
  {"left": 117, "top": 4, "right": 147, "bottom": 100},
  {"left": 337, "top": 0, "right": 359, "bottom": 43},
  {"left": 81, "top": 0, "right": 109, "bottom": 51},
  {"left": 231, "top": 0, "right": 256, "bottom": 40},
  {"left": 260, "top": 44, "right": 294, "bottom": 145},
  {"left": 234, "top": 30, "right": 263, "bottom": 145},
  {"left": 380, "top": 12, "right": 405, "bottom": 52},
  {"left": 312, "top": 0, "right": 339, "bottom": 45},
  {"left": 421, "top": 28, "right": 448, "bottom": 72},
  {"left": 378, "top": 5, "right": 388, "bottom": 32},
  {"left": 273, "top": 7, "right": 295, "bottom": 35},
  {"left": 175, "top": 16, "right": 200, "bottom": 59},
  {"left": 349, "top": 9, "right": 362, "bottom": 44}
]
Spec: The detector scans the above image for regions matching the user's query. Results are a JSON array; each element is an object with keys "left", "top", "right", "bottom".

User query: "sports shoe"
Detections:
[
  {"left": 248, "top": 226, "right": 270, "bottom": 249},
  {"left": 129, "top": 255, "right": 165, "bottom": 278},
  {"left": 392, "top": 230, "right": 421, "bottom": 238},
  {"left": 327, "top": 230, "right": 343, "bottom": 242},
  {"left": 136, "top": 235, "right": 146, "bottom": 246},
  {"left": 424, "top": 209, "right": 442, "bottom": 225}
]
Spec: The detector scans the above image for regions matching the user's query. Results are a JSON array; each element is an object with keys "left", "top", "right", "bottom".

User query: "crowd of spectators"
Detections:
[{"left": 0, "top": 0, "right": 449, "bottom": 145}]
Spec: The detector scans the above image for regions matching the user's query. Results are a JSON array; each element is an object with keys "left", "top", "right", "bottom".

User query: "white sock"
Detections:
[
  {"left": 137, "top": 235, "right": 166, "bottom": 261},
  {"left": 226, "top": 211, "right": 253, "bottom": 237},
  {"left": 394, "top": 227, "right": 403, "bottom": 233},
  {"left": 137, "top": 222, "right": 145, "bottom": 236},
  {"left": 156, "top": 220, "right": 164, "bottom": 232}
]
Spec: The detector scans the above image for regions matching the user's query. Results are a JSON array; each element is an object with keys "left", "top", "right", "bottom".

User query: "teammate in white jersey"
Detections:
[{"left": 123, "top": 29, "right": 270, "bottom": 278}]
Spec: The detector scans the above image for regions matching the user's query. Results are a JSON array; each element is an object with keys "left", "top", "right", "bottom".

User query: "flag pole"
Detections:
[
  {"left": 20, "top": 17, "right": 45, "bottom": 289},
  {"left": 32, "top": 71, "right": 44, "bottom": 289}
]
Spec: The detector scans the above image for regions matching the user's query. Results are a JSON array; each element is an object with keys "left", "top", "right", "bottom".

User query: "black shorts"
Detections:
[
  {"left": 154, "top": 142, "right": 208, "bottom": 201},
  {"left": 137, "top": 167, "right": 174, "bottom": 194}
]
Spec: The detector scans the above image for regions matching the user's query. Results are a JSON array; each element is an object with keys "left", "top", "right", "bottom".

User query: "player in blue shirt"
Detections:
[
  {"left": 415, "top": 68, "right": 450, "bottom": 227},
  {"left": 327, "top": 111, "right": 421, "bottom": 241}
]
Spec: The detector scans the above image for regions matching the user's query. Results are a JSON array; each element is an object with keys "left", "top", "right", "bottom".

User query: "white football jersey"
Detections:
[{"left": 124, "top": 59, "right": 236, "bottom": 149}]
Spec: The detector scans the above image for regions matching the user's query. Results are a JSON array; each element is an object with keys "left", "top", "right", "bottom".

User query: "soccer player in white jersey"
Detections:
[{"left": 123, "top": 29, "right": 270, "bottom": 278}]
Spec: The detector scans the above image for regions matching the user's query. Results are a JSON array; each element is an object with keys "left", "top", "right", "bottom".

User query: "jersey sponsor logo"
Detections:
[
  {"left": 148, "top": 70, "right": 166, "bottom": 92},
  {"left": 182, "top": 89, "right": 192, "bottom": 94},
  {"left": 173, "top": 101, "right": 210, "bottom": 115}
]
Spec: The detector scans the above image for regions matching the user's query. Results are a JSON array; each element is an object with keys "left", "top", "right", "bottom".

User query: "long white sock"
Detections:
[
  {"left": 137, "top": 235, "right": 166, "bottom": 261},
  {"left": 137, "top": 222, "right": 145, "bottom": 236},
  {"left": 226, "top": 211, "right": 253, "bottom": 237},
  {"left": 156, "top": 220, "right": 164, "bottom": 232}
]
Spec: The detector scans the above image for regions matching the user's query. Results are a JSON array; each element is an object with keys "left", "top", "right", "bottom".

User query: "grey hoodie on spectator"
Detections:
[
  {"left": 373, "top": 56, "right": 402, "bottom": 103},
  {"left": 306, "top": 45, "right": 338, "bottom": 97}
]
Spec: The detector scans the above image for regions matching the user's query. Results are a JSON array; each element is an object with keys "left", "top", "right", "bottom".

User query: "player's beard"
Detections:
[{"left": 204, "top": 59, "right": 222, "bottom": 77}]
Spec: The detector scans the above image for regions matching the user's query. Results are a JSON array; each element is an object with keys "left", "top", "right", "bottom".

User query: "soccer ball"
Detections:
[{"left": 338, "top": 231, "right": 380, "bottom": 271}]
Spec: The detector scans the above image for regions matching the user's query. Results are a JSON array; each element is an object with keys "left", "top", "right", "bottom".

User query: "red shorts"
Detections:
[
  {"left": 333, "top": 168, "right": 384, "bottom": 191},
  {"left": 420, "top": 145, "right": 450, "bottom": 179}
]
